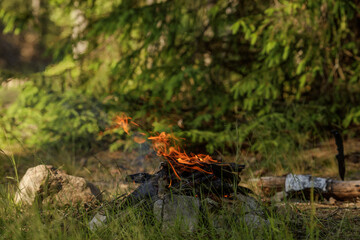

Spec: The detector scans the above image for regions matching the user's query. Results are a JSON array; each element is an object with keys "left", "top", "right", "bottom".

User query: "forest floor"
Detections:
[{"left": 1, "top": 138, "right": 360, "bottom": 239}]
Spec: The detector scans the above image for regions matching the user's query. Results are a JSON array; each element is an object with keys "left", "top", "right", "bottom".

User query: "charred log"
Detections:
[{"left": 122, "top": 161, "right": 247, "bottom": 206}]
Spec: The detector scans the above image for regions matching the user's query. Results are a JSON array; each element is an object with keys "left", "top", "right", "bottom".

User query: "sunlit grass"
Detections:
[
  {"left": 1, "top": 180, "right": 358, "bottom": 240},
  {"left": 1, "top": 139, "right": 360, "bottom": 239}
]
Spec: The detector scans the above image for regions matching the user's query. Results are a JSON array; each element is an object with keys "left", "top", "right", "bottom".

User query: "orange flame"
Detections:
[
  {"left": 148, "top": 132, "right": 219, "bottom": 179},
  {"left": 108, "top": 114, "right": 220, "bottom": 180},
  {"left": 113, "top": 113, "right": 133, "bottom": 135},
  {"left": 100, "top": 113, "right": 139, "bottom": 136}
]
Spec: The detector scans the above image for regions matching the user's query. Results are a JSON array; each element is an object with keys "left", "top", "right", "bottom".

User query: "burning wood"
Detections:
[
  {"left": 100, "top": 114, "right": 250, "bottom": 207},
  {"left": 148, "top": 132, "right": 220, "bottom": 179},
  {"left": 123, "top": 161, "right": 246, "bottom": 205},
  {"left": 104, "top": 114, "right": 246, "bottom": 197},
  {"left": 89, "top": 114, "right": 270, "bottom": 232}
]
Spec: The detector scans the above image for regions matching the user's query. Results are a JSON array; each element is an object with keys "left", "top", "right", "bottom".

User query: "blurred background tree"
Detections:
[{"left": 0, "top": 0, "right": 359, "bottom": 164}]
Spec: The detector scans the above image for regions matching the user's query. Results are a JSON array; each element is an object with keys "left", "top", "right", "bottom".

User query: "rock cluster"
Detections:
[{"left": 15, "top": 165, "right": 101, "bottom": 207}]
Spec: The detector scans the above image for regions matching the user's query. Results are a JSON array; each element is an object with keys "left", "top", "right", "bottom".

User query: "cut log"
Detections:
[
  {"left": 257, "top": 176, "right": 286, "bottom": 196},
  {"left": 329, "top": 180, "right": 360, "bottom": 199},
  {"left": 257, "top": 175, "right": 360, "bottom": 200}
]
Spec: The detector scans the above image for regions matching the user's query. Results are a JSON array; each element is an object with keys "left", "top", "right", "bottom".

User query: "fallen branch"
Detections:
[{"left": 257, "top": 174, "right": 360, "bottom": 200}]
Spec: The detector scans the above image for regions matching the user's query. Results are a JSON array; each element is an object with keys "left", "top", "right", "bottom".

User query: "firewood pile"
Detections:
[{"left": 123, "top": 162, "right": 246, "bottom": 205}]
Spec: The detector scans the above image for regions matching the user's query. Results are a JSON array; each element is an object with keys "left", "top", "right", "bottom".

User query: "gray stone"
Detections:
[
  {"left": 211, "top": 194, "right": 269, "bottom": 231},
  {"left": 153, "top": 199, "right": 163, "bottom": 223},
  {"left": 14, "top": 165, "right": 101, "bottom": 207},
  {"left": 235, "top": 193, "right": 263, "bottom": 214},
  {"left": 211, "top": 212, "right": 269, "bottom": 233},
  {"left": 243, "top": 213, "right": 269, "bottom": 229},
  {"left": 153, "top": 194, "right": 200, "bottom": 232},
  {"left": 202, "top": 197, "right": 220, "bottom": 211},
  {"left": 89, "top": 213, "right": 107, "bottom": 230}
]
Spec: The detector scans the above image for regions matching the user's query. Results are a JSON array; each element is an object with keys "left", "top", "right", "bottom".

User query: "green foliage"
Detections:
[
  {"left": 0, "top": 0, "right": 32, "bottom": 34},
  {"left": 1, "top": 0, "right": 360, "bottom": 158},
  {"left": 0, "top": 82, "right": 107, "bottom": 149},
  {"left": 229, "top": 0, "right": 360, "bottom": 151}
]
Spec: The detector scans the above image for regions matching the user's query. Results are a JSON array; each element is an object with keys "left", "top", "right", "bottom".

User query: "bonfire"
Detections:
[{"left": 104, "top": 113, "right": 247, "bottom": 203}]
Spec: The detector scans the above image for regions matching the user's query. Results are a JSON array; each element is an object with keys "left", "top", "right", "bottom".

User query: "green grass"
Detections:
[
  {"left": 1, "top": 181, "right": 359, "bottom": 240},
  {"left": 0, "top": 186, "right": 281, "bottom": 240},
  {"left": 1, "top": 143, "right": 360, "bottom": 240},
  {"left": 2, "top": 182, "right": 358, "bottom": 240}
]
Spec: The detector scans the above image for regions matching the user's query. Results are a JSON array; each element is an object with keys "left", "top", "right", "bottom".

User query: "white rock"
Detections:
[
  {"left": 14, "top": 165, "right": 54, "bottom": 205},
  {"left": 235, "top": 193, "right": 262, "bottom": 213}
]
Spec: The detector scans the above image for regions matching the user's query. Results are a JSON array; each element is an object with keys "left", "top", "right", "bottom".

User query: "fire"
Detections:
[
  {"left": 99, "top": 113, "right": 139, "bottom": 135},
  {"left": 113, "top": 113, "right": 139, "bottom": 134},
  {"left": 107, "top": 114, "right": 220, "bottom": 180},
  {"left": 148, "top": 132, "right": 218, "bottom": 179}
]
